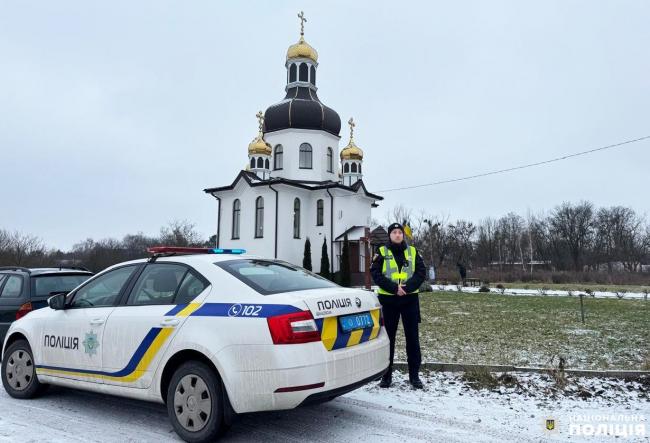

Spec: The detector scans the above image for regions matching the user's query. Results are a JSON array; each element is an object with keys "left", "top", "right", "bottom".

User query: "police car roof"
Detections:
[{"left": 0, "top": 267, "right": 93, "bottom": 276}]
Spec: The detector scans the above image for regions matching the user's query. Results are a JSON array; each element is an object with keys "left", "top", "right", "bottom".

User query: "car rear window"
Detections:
[
  {"left": 33, "top": 274, "right": 92, "bottom": 297},
  {"left": 215, "top": 259, "right": 338, "bottom": 295}
]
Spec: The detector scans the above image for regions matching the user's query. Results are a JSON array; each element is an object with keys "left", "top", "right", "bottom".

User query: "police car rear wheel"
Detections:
[
  {"left": 1, "top": 339, "right": 47, "bottom": 399},
  {"left": 167, "top": 361, "right": 226, "bottom": 442}
]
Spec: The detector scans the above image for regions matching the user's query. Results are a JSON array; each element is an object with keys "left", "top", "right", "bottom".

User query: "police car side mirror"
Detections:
[{"left": 48, "top": 293, "right": 67, "bottom": 310}]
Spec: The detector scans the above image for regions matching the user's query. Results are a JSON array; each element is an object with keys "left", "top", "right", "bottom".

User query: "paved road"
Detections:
[{"left": 0, "top": 385, "right": 534, "bottom": 443}]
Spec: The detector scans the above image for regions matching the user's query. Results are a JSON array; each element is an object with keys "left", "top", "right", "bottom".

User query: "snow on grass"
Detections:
[
  {"left": 391, "top": 291, "right": 650, "bottom": 370},
  {"left": 433, "top": 284, "right": 648, "bottom": 299}
]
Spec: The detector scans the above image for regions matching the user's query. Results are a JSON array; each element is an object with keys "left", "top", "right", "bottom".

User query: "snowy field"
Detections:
[{"left": 0, "top": 370, "right": 647, "bottom": 442}]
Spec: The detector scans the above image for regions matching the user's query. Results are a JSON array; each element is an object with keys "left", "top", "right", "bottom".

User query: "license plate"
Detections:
[{"left": 339, "top": 312, "right": 374, "bottom": 333}]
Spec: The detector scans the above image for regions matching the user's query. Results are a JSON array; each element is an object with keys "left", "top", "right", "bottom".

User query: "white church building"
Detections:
[{"left": 204, "top": 14, "right": 383, "bottom": 280}]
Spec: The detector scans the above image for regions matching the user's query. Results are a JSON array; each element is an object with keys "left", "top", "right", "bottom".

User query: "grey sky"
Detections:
[{"left": 1, "top": 1, "right": 648, "bottom": 250}]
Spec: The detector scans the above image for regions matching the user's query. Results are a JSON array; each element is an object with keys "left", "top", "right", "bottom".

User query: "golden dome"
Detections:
[
  {"left": 340, "top": 142, "right": 364, "bottom": 160},
  {"left": 248, "top": 111, "right": 272, "bottom": 156},
  {"left": 248, "top": 135, "right": 271, "bottom": 156},
  {"left": 287, "top": 36, "right": 318, "bottom": 62},
  {"left": 340, "top": 117, "right": 363, "bottom": 160}
]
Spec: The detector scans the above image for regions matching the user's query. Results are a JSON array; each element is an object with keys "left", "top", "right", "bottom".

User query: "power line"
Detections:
[{"left": 374, "top": 135, "right": 650, "bottom": 193}]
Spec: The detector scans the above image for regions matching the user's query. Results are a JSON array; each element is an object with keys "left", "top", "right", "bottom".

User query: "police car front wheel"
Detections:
[
  {"left": 167, "top": 361, "right": 227, "bottom": 442},
  {"left": 1, "top": 339, "right": 48, "bottom": 399}
]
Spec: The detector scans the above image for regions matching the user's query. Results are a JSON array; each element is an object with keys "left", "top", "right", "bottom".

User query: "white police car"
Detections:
[{"left": 1, "top": 247, "right": 389, "bottom": 442}]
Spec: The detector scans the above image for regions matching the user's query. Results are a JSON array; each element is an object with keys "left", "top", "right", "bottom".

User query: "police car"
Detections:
[{"left": 1, "top": 247, "right": 389, "bottom": 442}]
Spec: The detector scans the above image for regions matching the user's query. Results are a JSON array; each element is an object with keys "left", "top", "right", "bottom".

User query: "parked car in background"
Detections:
[{"left": 0, "top": 267, "right": 94, "bottom": 346}]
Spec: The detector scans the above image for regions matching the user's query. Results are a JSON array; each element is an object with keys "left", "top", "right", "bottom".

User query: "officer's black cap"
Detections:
[{"left": 387, "top": 223, "right": 404, "bottom": 235}]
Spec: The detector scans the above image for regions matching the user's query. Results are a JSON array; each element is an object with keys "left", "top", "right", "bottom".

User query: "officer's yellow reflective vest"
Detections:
[{"left": 376, "top": 244, "right": 419, "bottom": 295}]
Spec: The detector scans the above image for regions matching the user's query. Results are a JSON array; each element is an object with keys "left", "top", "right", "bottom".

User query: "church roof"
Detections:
[
  {"left": 204, "top": 170, "right": 383, "bottom": 202},
  {"left": 264, "top": 87, "right": 341, "bottom": 136}
]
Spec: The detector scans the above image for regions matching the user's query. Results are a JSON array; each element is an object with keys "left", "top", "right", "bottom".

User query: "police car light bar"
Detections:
[{"left": 147, "top": 246, "right": 246, "bottom": 255}]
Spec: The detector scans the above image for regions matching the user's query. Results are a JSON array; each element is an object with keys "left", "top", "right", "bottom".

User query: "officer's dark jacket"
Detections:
[{"left": 370, "top": 241, "right": 426, "bottom": 295}]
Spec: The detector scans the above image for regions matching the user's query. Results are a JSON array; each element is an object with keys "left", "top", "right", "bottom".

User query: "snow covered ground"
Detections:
[
  {"left": 432, "top": 285, "right": 648, "bottom": 300},
  {"left": 0, "top": 371, "right": 647, "bottom": 442}
]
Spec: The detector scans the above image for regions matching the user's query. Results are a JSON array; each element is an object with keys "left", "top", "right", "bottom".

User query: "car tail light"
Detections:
[
  {"left": 267, "top": 310, "right": 321, "bottom": 344},
  {"left": 16, "top": 302, "right": 33, "bottom": 320}
]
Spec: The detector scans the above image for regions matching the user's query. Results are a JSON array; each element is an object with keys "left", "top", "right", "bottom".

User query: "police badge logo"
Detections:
[{"left": 83, "top": 331, "right": 100, "bottom": 356}]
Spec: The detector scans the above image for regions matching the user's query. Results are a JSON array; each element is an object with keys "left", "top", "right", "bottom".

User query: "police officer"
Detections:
[{"left": 370, "top": 223, "right": 426, "bottom": 389}]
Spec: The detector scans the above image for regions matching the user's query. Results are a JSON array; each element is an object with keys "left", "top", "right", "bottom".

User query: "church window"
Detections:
[
  {"left": 310, "top": 65, "right": 316, "bottom": 85},
  {"left": 289, "top": 64, "right": 297, "bottom": 82},
  {"left": 264, "top": 158, "right": 269, "bottom": 169},
  {"left": 293, "top": 198, "right": 301, "bottom": 238},
  {"left": 299, "top": 143, "right": 312, "bottom": 169},
  {"left": 327, "top": 147, "right": 333, "bottom": 172},
  {"left": 316, "top": 199, "right": 324, "bottom": 226},
  {"left": 250, "top": 157, "right": 255, "bottom": 169},
  {"left": 255, "top": 197, "right": 264, "bottom": 238},
  {"left": 299, "top": 63, "right": 308, "bottom": 81},
  {"left": 232, "top": 199, "right": 241, "bottom": 239},
  {"left": 274, "top": 145, "right": 283, "bottom": 170},
  {"left": 344, "top": 162, "right": 349, "bottom": 173},
  {"left": 351, "top": 163, "right": 357, "bottom": 173},
  {"left": 256, "top": 157, "right": 263, "bottom": 168}
]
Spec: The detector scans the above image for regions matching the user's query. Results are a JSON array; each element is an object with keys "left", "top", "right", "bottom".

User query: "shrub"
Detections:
[{"left": 478, "top": 285, "right": 490, "bottom": 293}]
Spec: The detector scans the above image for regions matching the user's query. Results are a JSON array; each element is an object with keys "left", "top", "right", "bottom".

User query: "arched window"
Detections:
[
  {"left": 310, "top": 65, "right": 316, "bottom": 85},
  {"left": 255, "top": 197, "right": 264, "bottom": 238},
  {"left": 359, "top": 163, "right": 362, "bottom": 173},
  {"left": 327, "top": 147, "right": 333, "bottom": 172},
  {"left": 293, "top": 198, "right": 301, "bottom": 238},
  {"left": 274, "top": 145, "right": 283, "bottom": 170},
  {"left": 232, "top": 199, "right": 241, "bottom": 239},
  {"left": 299, "top": 63, "right": 308, "bottom": 81},
  {"left": 289, "top": 64, "right": 297, "bottom": 82},
  {"left": 344, "top": 162, "right": 349, "bottom": 173},
  {"left": 264, "top": 158, "right": 269, "bottom": 169},
  {"left": 250, "top": 157, "right": 255, "bottom": 169},
  {"left": 351, "top": 163, "right": 358, "bottom": 173},
  {"left": 316, "top": 199, "right": 324, "bottom": 226},
  {"left": 256, "top": 157, "right": 263, "bottom": 168},
  {"left": 299, "top": 143, "right": 312, "bottom": 169}
]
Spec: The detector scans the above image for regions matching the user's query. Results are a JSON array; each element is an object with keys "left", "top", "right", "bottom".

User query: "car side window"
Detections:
[
  {"left": 69, "top": 266, "right": 137, "bottom": 308},
  {"left": 174, "top": 271, "right": 209, "bottom": 304},
  {"left": 0, "top": 275, "right": 23, "bottom": 298},
  {"left": 127, "top": 264, "right": 187, "bottom": 306}
]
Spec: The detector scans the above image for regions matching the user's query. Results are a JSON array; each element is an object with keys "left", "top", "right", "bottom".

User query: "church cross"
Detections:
[
  {"left": 256, "top": 111, "right": 264, "bottom": 134},
  {"left": 298, "top": 11, "right": 307, "bottom": 36},
  {"left": 348, "top": 117, "right": 355, "bottom": 141}
]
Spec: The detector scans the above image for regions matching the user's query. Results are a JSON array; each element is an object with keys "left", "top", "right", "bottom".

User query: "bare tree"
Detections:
[
  {"left": 159, "top": 220, "right": 204, "bottom": 247},
  {"left": 548, "top": 201, "right": 594, "bottom": 271}
]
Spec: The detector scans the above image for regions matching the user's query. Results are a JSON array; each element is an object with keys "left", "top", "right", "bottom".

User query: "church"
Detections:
[{"left": 204, "top": 13, "right": 383, "bottom": 281}]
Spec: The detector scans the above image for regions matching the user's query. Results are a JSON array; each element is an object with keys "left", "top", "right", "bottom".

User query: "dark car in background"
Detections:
[{"left": 0, "top": 267, "right": 93, "bottom": 346}]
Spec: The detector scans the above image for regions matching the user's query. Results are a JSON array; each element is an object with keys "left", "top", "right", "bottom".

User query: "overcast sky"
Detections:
[{"left": 1, "top": 1, "right": 649, "bottom": 250}]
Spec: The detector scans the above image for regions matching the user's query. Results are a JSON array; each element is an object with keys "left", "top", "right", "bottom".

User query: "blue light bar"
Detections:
[{"left": 210, "top": 248, "right": 246, "bottom": 254}]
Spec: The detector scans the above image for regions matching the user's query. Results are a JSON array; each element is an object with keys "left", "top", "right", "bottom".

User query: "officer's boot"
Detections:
[
  {"left": 409, "top": 373, "right": 424, "bottom": 390},
  {"left": 379, "top": 370, "right": 392, "bottom": 388}
]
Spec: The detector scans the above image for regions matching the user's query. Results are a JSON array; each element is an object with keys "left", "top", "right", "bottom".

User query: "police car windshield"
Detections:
[
  {"left": 33, "top": 274, "right": 92, "bottom": 297},
  {"left": 215, "top": 259, "right": 338, "bottom": 295}
]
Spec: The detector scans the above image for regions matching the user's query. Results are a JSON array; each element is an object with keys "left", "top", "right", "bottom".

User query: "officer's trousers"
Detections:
[{"left": 378, "top": 293, "right": 422, "bottom": 379}]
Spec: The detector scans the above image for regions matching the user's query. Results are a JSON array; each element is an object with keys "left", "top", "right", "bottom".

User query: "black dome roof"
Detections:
[{"left": 264, "top": 87, "right": 341, "bottom": 136}]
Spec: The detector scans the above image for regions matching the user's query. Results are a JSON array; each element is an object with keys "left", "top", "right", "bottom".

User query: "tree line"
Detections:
[
  {"left": 386, "top": 201, "right": 650, "bottom": 282},
  {"left": 0, "top": 220, "right": 212, "bottom": 272}
]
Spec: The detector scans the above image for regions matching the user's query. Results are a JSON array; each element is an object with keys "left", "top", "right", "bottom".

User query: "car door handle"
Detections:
[
  {"left": 90, "top": 318, "right": 105, "bottom": 326},
  {"left": 160, "top": 318, "right": 181, "bottom": 327}
]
